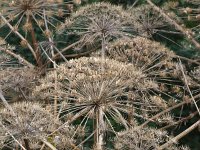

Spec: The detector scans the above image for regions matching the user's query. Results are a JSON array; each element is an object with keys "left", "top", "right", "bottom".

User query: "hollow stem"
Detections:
[
  {"left": 28, "top": 16, "right": 42, "bottom": 67},
  {"left": 94, "top": 107, "right": 104, "bottom": 150}
]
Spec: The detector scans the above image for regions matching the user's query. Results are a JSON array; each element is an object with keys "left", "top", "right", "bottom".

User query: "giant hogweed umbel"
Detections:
[
  {"left": 115, "top": 126, "right": 190, "bottom": 150},
  {"left": 0, "top": 101, "right": 76, "bottom": 150},
  {"left": 93, "top": 37, "right": 189, "bottom": 103},
  {"left": 64, "top": 2, "right": 138, "bottom": 59},
  {"left": 0, "top": 0, "right": 72, "bottom": 67},
  {"left": 33, "top": 57, "right": 179, "bottom": 149}
]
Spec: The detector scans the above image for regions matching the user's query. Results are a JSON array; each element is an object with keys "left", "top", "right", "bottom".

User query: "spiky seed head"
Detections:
[
  {"left": 191, "top": 66, "right": 200, "bottom": 81},
  {"left": 92, "top": 37, "right": 187, "bottom": 123},
  {"left": 93, "top": 37, "right": 186, "bottom": 89},
  {"left": 129, "top": 5, "right": 167, "bottom": 37},
  {"left": 33, "top": 57, "right": 146, "bottom": 100},
  {"left": 0, "top": 0, "right": 71, "bottom": 31},
  {"left": 115, "top": 127, "right": 190, "bottom": 150},
  {"left": 0, "top": 67, "right": 37, "bottom": 101},
  {"left": 64, "top": 2, "right": 137, "bottom": 47},
  {"left": 115, "top": 127, "right": 168, "bottom": 150},
  {"left": 0, "top": 101, "right": 75, "bottom": 149},
  {"left": 34, "top": 57, "right": 174, "bottom": 134}
]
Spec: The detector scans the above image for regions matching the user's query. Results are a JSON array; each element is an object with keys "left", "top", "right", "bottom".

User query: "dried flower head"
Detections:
[
  {"left": 129, "top": 5, "right": 168, "bottom": 37},
  {"left": 0, "top": 67, "right": 38, "bottom": 101},
  {"left": 0, "top": 38, "right": 17, "bottom": 67},
  {"left": 0, "top": 101, "right": 75, "bottom": 149},
  {"left": 34, "top": 56, "right": 175, "bottom": 146},
  {"left": 191, "top": 66, "right": 200, "bottom": 81},
  {"left": 64, "top": 2, "right": 137, "bottom": 49},
  {"left": 189, "top": 66, "right": 200, "bottom": 95},
  {"left": 93, "top": 37, "right": 185, "bottom": 95},
  {"left": 180, "top": 0, "right": 200, "bottom": 38},
  {"left": 0, "top": 0, "right": 71, "bottom": 31},
  {"left": 115, "top": 127, "right": 190, "bottom": 150},
  {"left": 115, "top": 127, "right": 168, "bottom": 150},
  {"left": 0, "top": 52, "right": 11, "bottom": 67}
]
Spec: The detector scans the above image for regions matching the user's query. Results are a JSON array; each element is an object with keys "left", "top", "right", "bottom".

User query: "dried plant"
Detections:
[
  {"left": 0, "top": 0, "right": 70, "bottom": 31},
  {"left": 93, "top": 37, "right": 187, "bottom": 100},
  {"left": 64, "top": 2, "right": 137, "bottom": 59},
  {"left": 0, "top": 101, "right": 76, "bottom": 149},
  {"left": 189, "top": 66, "right": 200, "bottom": 96},
  {"left": 0, "top": 1, "right": 198, "bottom": 150},
  {"left": 146, "top": 0, "right": 200, "bottom": 50},
  {"left": 0, "top": 67, "right": 38, "bottom": 102},
  {"left": 129, "top": 4, "right": 181, "bottom": 44},
  {"left": 191, "top": 66, "right": 200, "bottom": 81},
  {"left": 0, "top": 38, "right": 15, "bottom": 66},
  {"left": 115, "top": 127, "right": 190, "bottom": 150},
  {"left": 33, "top": 57, "right": 179, "bottom": 149},
  {"left": 129, "top": 4, "right": 168, "bottom": 37},
  {"left": 0, "top": 0, "right": 72, "bottom": 67},
  {"left": 181, "top": 0, "right": 200, "bottom": 40}
]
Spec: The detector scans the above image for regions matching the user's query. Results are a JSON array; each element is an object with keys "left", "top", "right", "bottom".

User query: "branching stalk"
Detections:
[
  {"left": 146, "top": 0, "right": 200, "bottom": 50},
  {"left": 158, "top": 120, "right": 200, "bottom": 149}
]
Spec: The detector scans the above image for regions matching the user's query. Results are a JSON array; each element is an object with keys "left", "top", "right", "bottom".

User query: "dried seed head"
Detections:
[
  {"left": 0, "top": 67, "right": 38, "bottom": 101},
  {"left": 33, "top": 57, "right": 146, "bottom": 101},
  {"left": 129, "top": 5, "right": 168, "bottom": 37},
  {"left": 34, "top": 57, "right": 174, "bottom": 133},
  {"left": 64, "top": 2, "right": 137, "bottom": 47},
  {"left": 115, "top": 127, "right": 168, "bottom": 150},
  {"left": 92, "top": 37, "right": 183, "bottom": 88},
  {"left": 191, "top": 66, "right": 200, "bottom": 81},
  {"left": 0, "top": 0, "right": 72, "bottom": 32},
  {"left": 0, "top": 101, "right": 75, "bottom": 149},
  {"left": 116, "top": 127, "right": 190, "bottom": 150}
]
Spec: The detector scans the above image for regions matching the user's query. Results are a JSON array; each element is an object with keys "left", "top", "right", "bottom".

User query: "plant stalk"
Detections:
[{"left": 94, "top": 107, "right": 104, "bottom": 150}]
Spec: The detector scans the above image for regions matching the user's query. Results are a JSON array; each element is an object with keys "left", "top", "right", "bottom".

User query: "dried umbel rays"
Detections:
[
  {"left": 64, "top": 2, "right": 137, "bottom": 49},
  {"left": 34, "top": 57, "right": 176, "bottom": 149},
  {"left": 115, "top": 127, "right": 190, "bottom": 150},
  {"left": 0, "top": 67, "right": 37, "bottom": 101},
  {"left": 0, "top": 102, "right": 76, "bottom": 149},
  {"left": 0, "top": 38, "right": 14, "bottom": 67},
  {"left": 190, "top": 66, "right": 200, "bottom": 95},
  {"left": 0, "top": 0, "right": 71, "bottom": 30},
  {"left": 129, "top": 5, "right": 168, "bottom": 37},
  {"left": 182, "top": 0, "right": 200, "bottom": 38},
  {"left": 0, "top": 0, "right": 73, "bottom": 67},
  {"left": 191, "top": 66, "right": 200, "bottom": 81},
  {"left": 98, "top": 37, "right": 187, "bottom": 99}
]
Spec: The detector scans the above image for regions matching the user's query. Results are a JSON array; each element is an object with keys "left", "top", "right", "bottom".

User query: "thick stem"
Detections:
[
  {"left": 94, "top": 107, "right": 104, "bottom": 150},
  {"left": 0, "top": 13, "right": 36, "bottom": 60},
  {"left": 28, "top": 17, "right": 43, "bottom": 67},
  {"left": 158, "top": 120, "right": 200, "bottom": 150},
  {"left": 101, "top": 36, "right": 106, "bottom": 61},
  {"left": 101, "top": 35, "right": 106, "bottom": 72},
  {"left": 160, "top": 110, "right": 199, "bottom": 130},
  {"left": 24, "top": 139, "right": 31, "bottom": 150},
  {"left": 0, "top": 47, "right": 34, "bottom": 67}
]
